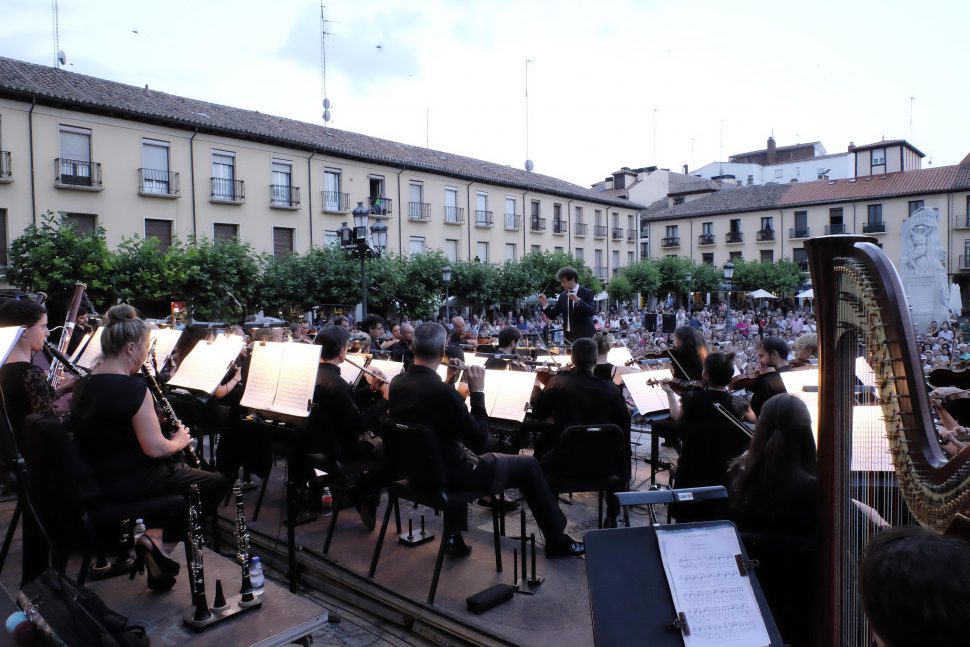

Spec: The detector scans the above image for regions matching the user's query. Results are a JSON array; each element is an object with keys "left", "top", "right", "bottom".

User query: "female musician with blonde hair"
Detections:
[
  {"left": 72, "top": 304, "right": 228, "bottom": 591},
  {"left": 0, "top": 299, "right": 55, "bottom": 436}
]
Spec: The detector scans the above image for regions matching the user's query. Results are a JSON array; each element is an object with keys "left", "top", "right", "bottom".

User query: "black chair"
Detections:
[
  {"left": 317, "top": 453, "right": 386, "bottom": 555},
  {"left": 547, "top": 424, "right": 628, "bottom": 528},
  {"left": 368, "top": 419, "right": 502, "bottom": 605},
  {"left": 670, "top": 422, "right": 749, "bottom": 523}
]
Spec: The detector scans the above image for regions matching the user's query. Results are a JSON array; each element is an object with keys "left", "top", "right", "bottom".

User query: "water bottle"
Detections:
[
  {"left": 250, "top": 556, "right": 265, "bottom": 596},
  {"left": 321, "top": 487, "right": 333, "bottom": 517},
  {"left": 133, "top": 518, "right": 146, "bottom": 542}
]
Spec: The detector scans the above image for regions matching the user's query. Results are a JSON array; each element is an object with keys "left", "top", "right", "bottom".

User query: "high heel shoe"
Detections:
[{"left": 129, "top": 535, "right": 180, "bottom": 592}]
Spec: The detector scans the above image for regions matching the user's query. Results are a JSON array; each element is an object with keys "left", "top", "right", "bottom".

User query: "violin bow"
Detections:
[{"left": 713, "top": 402, "right": 754, "bottom": 439}]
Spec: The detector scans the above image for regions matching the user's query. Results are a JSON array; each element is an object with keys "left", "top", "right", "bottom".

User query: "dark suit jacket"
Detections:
[
  {"left": 542, "top": 286, "right": 597, "bottom": 342},
  {"left": 308, "top": 363, "right": 381, "bottom": 460}
]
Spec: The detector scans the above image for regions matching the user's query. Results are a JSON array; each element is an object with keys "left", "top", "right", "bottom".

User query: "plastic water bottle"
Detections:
[
  {"left": 133, "top": 518, "right": 146, "bottom": 542},
  {"left": 321, "top": 487, "right": 333, "bottom": 517},
  {"left": 250, "top": 556, "right": 265, "bottom": 596}
]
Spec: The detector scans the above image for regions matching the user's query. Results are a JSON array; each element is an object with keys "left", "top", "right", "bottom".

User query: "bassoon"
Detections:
[{"left": 47, "top": 283, "right": 86, "bottom": 388}]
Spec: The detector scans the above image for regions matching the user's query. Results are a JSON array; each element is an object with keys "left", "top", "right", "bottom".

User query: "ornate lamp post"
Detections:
[
  {"left": 338, "top": 201, "right": 388, "bottom": 318},
  {"left": 442, "top": 265, "right": 453, "bottom": 321},
  {"left": 723, "top": 260, "right": 735, "bottom": 334},
  {"left": 685, "top": 271, "right": 693, "bottom": 311}
]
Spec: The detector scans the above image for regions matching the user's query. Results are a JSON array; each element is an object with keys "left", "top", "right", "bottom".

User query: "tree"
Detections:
[
  {"left": 621, "top": 260, "right": 661, "bottom": 297},
  {"left": 447, "top": 260, "right": 500, "bottom": 314},
  {"left": 606, "top": 274, "right": 634, "bottom": 304},
  {"left": 112, "top": 236, "right": 186, "bottom": 317},
  {"left": 654, "top": 256, "right": 696, "bottom": 304},
  {"left": 172, "top": 236, "right": 262, "bottom": 322},
  {"left": 518, "top": 250, "right": 602, "bottom": 296},
  {"left": 260, "top": 245, "right": 359, "bottom": 317},
  {"left": 690, "top": 261, "right": 724, "bottom": 296},
  {"left": 495, "top": 260, "right": 535, "bottom": 310}
]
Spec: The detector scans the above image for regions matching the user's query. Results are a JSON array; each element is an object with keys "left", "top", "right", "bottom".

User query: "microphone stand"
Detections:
[{"left": 369, "top": 283, "right": 405, "bottom": 316}]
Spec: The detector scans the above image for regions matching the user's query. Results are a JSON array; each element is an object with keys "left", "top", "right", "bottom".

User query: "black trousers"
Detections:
[{"left": 445, "top": 454, "right": 566, "bottom": 544}]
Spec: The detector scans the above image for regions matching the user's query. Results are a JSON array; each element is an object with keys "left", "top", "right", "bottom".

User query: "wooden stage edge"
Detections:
[{"left": 220, "top": 514, "right": 519, "bottom": 647}]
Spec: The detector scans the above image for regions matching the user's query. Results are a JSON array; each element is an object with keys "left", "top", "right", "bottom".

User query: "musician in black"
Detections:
[
  {"left": 669, "top": 325, "right": 707, "bottom": 381},
  {"left": 747, "top": 337, "right": 791, "bottom": 417},
  {"left": 359, "top": 314, "right": 385, "bottom": 353},
  {"left": 483, "top": 326, "right": 526, "bottom": 370},
  {"left": 72, "top": 305, "right": 228, "bottom": 590},
  {"left": 388, "top": 323, "right": 584, "bottom": 558},
  {"left": 538, "top": 267, "right": 596, "bottom": 343},
  {"left": 0, "top": 299, "right": 55, "bottom": 437},
  {"left": 387, "top": 322, "right": 414, "bottom": 368}
]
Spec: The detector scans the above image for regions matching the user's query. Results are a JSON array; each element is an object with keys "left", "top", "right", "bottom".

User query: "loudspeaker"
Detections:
[
  {"left": 643, "top": 313, "right": 657, "bottom": 333},
  {"left": 662, "top": 315, "right": 677, "bottom": 334}
]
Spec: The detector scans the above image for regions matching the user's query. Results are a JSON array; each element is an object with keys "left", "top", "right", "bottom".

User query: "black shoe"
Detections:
[
  {"left": 130, "top": 535, "right": 179, "bottom": 592},
  {"left": 477, "top": 495, "right": 519, "bottom": 513},
  {"left": 442, "top": 533, "right": 472, "bottom": 558},
  {"left": 357, "top": 501, "right": 377, "bottom": 531},
  {"left": 545, "top": 536, "right": 585, "bottom": 559}
]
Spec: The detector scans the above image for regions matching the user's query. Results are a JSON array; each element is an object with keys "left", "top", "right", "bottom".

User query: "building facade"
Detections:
[
  {"left": 0, "top": 57, "right": 641, "bottom": 282},
  {"left": 691, "top": 137, "right": 855, "bottom": 186}
]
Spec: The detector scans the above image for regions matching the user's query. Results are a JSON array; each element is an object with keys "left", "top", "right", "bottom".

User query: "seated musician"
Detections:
[
  {"left": 483, "top": 326, "right": 526, "bottom": 370},
  {"left": 529, "top": 338, "right": 631, "bottom": 527},
  {"left": 447, "top": 316, "right": 475, "bottom": 354},
  {"left": 388, "top": 323, "right": 584, "bottom": 558},
  {"left": 306, "top": 325, "right": 385, "bottom": 529},
  {"left": 379, "top": 322, "right": 402, "bottom": 351},
  {"left": 592, "top": 331, "right": 639, "bottom": 387},
  {"left": 387, "top": 322, "right": 414, "bottom": 369},
  {"left": 860, "top": 526, "right": 970, "bottom": 647},
  {"left": 670, "top": 325, "right": 707, "bottom": 381},
  {"left": 746, "top": 337, "right": 791, "bottom": 417},
  {"left": 358, "top": 315, "right": 385, "bottom": 353},
  {"left": 0, "top": 299, "right": 55, "bottom": 437},
  {"left": 72, "top": 305, "right": 228, "bottom": 591}
]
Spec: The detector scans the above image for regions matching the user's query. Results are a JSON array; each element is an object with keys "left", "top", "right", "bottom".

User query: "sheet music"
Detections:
[
  {"left": 69, "top": 331, "right": 91, "bottom": 362},
  {"left": 168, "top": 335, "right": 245, "bottom": 395},
  {"left": 271, "top": 343, "right": 322, "bottom": 417},
  {"left": 240, "top": 342, "right": 283, "bottom": 412},
  {"left": 606, "top": 346, "right": 633, "bottom": 367},
  {"left": 0, "top": 326, "right": 23, "bottom": 367},
  {"left": 621, "top": 369, "right": 673, "bottom": 414},
  {"left": 76, "top": 327, "right": 105, "bottom": 369},
  {"left": 145, "top": 328, "right": 182, "bottom": 369},
  {"left": 463, "top": 352, "right": 488, "bottom": 367},
  {"left": 486, "top": 369, "right": 538, "bottom": 422},
  {"left": 368, "top": 358, "right": 406, "bottom": 382},
  {"left": 780, "top": 368, "right": 820, "bottom": 443},
  {"left": 656, "top": 524, "right": 772, "bottom": 647},
  {"left": 339, "top": 361, "right": 362, "bottom": 385}
]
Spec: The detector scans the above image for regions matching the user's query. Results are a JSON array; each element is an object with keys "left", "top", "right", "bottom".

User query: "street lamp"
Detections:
[
  {"left": 338, "top": 201, "right": 388, "bottom": 318},
  {"left": 442, "top": 265, "right": 453, "bottom": 321},
  {"left": 723, "top": 260, "right": 735, "bottom": 335},
  {"left": 685, "top": 271, "right": 693, "bottom": 310}
]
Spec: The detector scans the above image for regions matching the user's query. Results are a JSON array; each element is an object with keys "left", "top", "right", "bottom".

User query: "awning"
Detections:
[
  {"left": 796, "top": 289, "right": 814, "bottom": 299},
  {"left": 748, "top": 289, "right": 778, "bottom": 299},
  {"left": 594, "top": 291, "right": 609, "bottom": 302}
]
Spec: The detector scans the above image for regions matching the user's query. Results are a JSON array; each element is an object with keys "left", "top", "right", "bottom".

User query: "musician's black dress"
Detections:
[
  {"left": 0, "top": 362, "right": 55, "bottom": 441},
  {"left": 73, "top": 374, "right": 227, "bottom": 542}
]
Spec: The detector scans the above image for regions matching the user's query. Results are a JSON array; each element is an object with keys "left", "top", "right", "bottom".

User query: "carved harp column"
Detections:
[{"left": 805, "top": 235, "right": 970, "bottom": 646}]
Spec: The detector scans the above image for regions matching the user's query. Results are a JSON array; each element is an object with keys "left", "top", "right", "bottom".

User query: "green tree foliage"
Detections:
[
  {"left": 496, "top": 260, "right": 535, "bottom": 310},
  {"left": 7, "top": 211, "right": 114, "bottom": 307},
  {"left": 171, "top": 236, "right": 262, "bottom": 322},
  {"left": 606, "top": 273, "right": 634, "bottom": 304},
  {"left": 689, "top": 261, "right": 724, "bottom": 296},
  {"left": 518, "top": 250, "right": 602, "bottom": 295},
  {"left": 260, "top": 245, "right": 359, "bottom": 317},
  {"left": 655, "top": 256, "right": 696, "bottom": 297},
  {"left": 730, "top": 259, "right": 806, "bottom": 296},
  {"left": 112, "top": 236, "right": 187, "bottom": 316},
  {"left": 620, "top": 260, "right": 662, "bottom": 296},
  {"left": 447, "top": 260, "right": 501, "bottom": 313}
]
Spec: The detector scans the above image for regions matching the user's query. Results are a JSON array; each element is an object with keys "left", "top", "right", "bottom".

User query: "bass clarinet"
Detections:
[{"left": 139, "top": 364, "right": 202, "bottom": 469}]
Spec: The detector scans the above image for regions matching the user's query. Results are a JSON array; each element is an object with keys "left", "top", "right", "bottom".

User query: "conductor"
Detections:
[{"left": 538, "top": 267, "right": 596, "bottom": 343}]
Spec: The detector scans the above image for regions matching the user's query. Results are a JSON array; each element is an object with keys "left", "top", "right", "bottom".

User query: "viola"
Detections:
[
  {"left": 728, "top": 366, "right": 777, "bottom": 391},
  {"left": 646, "top": 377, "right": 706, "bottom": 395}
]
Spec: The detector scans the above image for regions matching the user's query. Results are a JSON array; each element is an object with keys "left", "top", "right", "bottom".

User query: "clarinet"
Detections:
[
  {"left": 43, "top": 341, "right": 90, "bottom": 380},
  {"left": 234, "top": 483, "right": 257, "bottom": 604},
  {"left": 187, "top": 485, "right": 212, "bottom": 623},
  {"left": 140, "top": 365, "right": 202, "bottom": 469}
]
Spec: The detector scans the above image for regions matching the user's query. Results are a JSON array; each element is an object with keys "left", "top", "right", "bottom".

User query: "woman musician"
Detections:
[
  {"left": 72, "top": 305, "right": 228, "bottom": 591},
  {"left": 0, "top": 299, "right": 56, "bottom": 436}
]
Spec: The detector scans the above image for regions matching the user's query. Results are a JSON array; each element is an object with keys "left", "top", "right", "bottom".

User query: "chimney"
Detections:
[
  {"left": 766, "top": 136, "right": 777, "bottom": 164},
  {"left": 682, "top": 164, "right": 688, "bottom": 174}
]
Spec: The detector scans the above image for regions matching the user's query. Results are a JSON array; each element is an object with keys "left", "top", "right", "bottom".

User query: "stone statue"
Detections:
[{"left": 900, "top": 207, "right": 949, "bottom": 333}]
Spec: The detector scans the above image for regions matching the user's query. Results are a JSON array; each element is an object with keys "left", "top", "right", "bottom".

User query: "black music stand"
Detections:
[{"left": 585, "top": 521, "right": 784, "bottom": 647}]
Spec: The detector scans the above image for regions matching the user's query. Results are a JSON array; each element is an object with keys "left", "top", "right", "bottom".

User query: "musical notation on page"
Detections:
[
  {"left": 0, "top": 326, "right": 23, "bottom": 367},
  {"left": 621, "top": 369, "right": 673, "bottom": 415},
  {"left": 144, "top": 328, "right": 182, "bottom": 370},
  {"left": 240, "top": 341, "right": 321, "bottom": 417},
  {"left": 485, "top": 369, "right": 539, "bottom": 422},
  {"left": 606, "top": 346, "right": 633, "bottom": 367},
  {"left": 76, "top": 327, "right": 105, "bottom": 370},
  {"left": 167, "top": 335, "right": 245, "bottom": 395}
]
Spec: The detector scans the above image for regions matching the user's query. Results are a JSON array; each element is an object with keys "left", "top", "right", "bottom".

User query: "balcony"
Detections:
[
  {"left": 475, "top": 210, "right": 494, "bottom": 228},
  {"left": 661, "top": 236, "right": 680, "bottom": 248},
  {"left": 504, "top": 213, "right": 522, "bottom": 231},
  {"left": 756, "top": 228, "right": 775, "bottom": 242},
  {"left": 444, "top": 206, "right": 465, "bottom": 225},
  {"left": 270, "top": 184, "right": 301, "bottom": 209},
  {"left": 575, "top": 222, "right": 588, "bottom": 237},
  {"left": 612, "top": 227, "right": 624, "bottom": 240},
  {"left": 863, "top": 221, "right": 886, "bottom": 234},
  {"left": 553, "top": 220, "right": 568, "bottom": 235},
  {"left": 530, "top": 216, "right": 546, "bottom": 232},
  {"left": 0, "top": 151, "right": 11, "bottom": 182},
  {"left": 789, "top": 227, "right": 810, "bottom": 239},
  {"left": 594, "top": 225, "right": 608, "bottom": 238},
  {"left": 698, "top": 233, "right": 715, "bottom": 246},
  {"left": 409, "top": 202, "right": 432, "bottom": 221},
  {"left": 55, "top": 158, "right": 102, "bottom": 190},
  {"left": 210, "top": 177, "right": 244, "bottom": 203},
  {"left": 595, "top": 266, "right": 608, "bottom": 280},
  {"left": 627, "top": 230, "right": 637, "bottom": 242},
  {"left": 959, "top": 255, "right": 970, "bottom": 271},
  {"left": 368, "top": 195, "right": 392, "bottom": 217},
  {"left": 321, "top": 190, "right": 349, "bottom": 213},
  {"left": 137, "top": 168, "right": 180, "bottom": 197},
  {"left": 825, "top": 223, "right": 848, "bottom": 235},
  {"left": 726, "top": 231, "right": 743, "bottom": 244},
  {"left": 954, "top": 215, "right": 970, "bottom": 230}
]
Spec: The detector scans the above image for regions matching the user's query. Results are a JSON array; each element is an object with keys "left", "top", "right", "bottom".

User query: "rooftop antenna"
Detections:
[
  {"left": 690, "top": 137, "right": 697, "bottom": 172},
  {"left": 524, "top": 58, "right": 534, "bottom": 172},
  {"left": 652, "top": 108, "right": 659, "bottom": 163},
  {"left": 719, "top": 118, "right": 726, "bottom": 176},
  {"left": 909, "top": 96, "right": 915, "bottom": 140},
  {"left": 320, "top": 3, "right": 337, "bottom": 124},
  {"left": 52, "top": 0, "right": 64, "bottom": 69}
]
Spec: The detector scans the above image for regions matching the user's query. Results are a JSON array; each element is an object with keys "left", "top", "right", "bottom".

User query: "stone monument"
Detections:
[{"left": 899, "top": 207, "right": 949, "bottom": 333}]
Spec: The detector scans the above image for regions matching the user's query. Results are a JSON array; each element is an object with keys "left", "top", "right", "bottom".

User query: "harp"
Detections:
[{"left": 805, "top": 235, "right": 970, "bottom": 646}]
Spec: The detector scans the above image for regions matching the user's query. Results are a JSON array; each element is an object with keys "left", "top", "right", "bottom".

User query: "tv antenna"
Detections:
[
  {"left": 320, "top": 3, "right": 338, "bottom": 124},
  {"left": 524, "top": 58, "right": 534, "bottom": 172},
  {"left": 52, "top": 0, "right": 65, "bottom": 68}
]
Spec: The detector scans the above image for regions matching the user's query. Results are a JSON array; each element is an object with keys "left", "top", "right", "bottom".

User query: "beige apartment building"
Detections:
[
  {"left": 0, "top": 56, "right": 641, "bottom": 282},
  {"left": 641, "top": 140, "right": 970, "bottom": 310}
]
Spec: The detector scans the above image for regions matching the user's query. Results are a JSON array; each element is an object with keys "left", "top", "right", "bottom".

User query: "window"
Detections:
[
  {"left": 665, "top": 225, "right": 678, "bottom": 238},
  {"left": 612, "top": 212, "right": 620, "bottom": 227},
  {"left": 575, "top": 206, "right": 584, "bottom": 223},
  {"left": 271, "top": 159, "right": 293, "bottom": 206},
  {"left": 506, "top": 197, "right": 518, "bottom": 229},
  {"left": 829, "top": 207, "right": 844, "bottom": 224},
  {"left": 793, "top": 210, "right": 808, "bottom": 238},
  {"left": 909, "top": 200, "right": 924, "bottom": 216},
  {"left": 575, "top": 247, "right": 584, "bottom": 262},
  {"left": 211, "top": 150, "right": 237, "bottom": 200},
  {"left": 323, "top": 169, "right": 344, "bottom": 211},
  {"left": 673, "top": 197, "right": 685, "bottom": 205},
  {"left": 595, "top": 209, "right": 603, "bottom": 226},
  {"left": 702, "top": 253, "right": 714, "bottom": 265},
  {"left": 729, "top": 219, "right": 741, "bottom": 233},
  {"left": 761, "top": 216, "right": 773, "bottom": 231},
  {"left": 628, "top": 251, "right": 634, "bottom": 265},
  {"left": 476, "top": 241, "right": 489, "bottom": 262},
  {"left": 872, "top": 148, "right": 886, "bottom": 166},
  {"left": 444, "top": 239, "right": 459, "bottom": 262},
  {"left": 369, "top": 176, "right": 388, "bottom": 215},
  {"left": 531, "top": 245, "right": 541, "bottom": 253},
  {"left": 409, "top": 236, "right": 426, "bottom": 255},
  {"left": 729, "top": 251, "right": 743, "bottom": 260},
  {"left": 445, "top": 187, "right": 460, "bottom": 223},
  {"left": 273, "top": 227, "right": 294, "bottom": 257},
  {"left": 505, "top": 243, "right": 516, "bottom": 262},
  {"left": 476, "top": 192, "right": 490, "bottom": 226},
  {"left": 868, "top": 204, "right": 883, "bottom": 225},
  {"left": 63, "top": 212, "right": 97, "bottom": 235},
  {"left": 213, "top": 223, "right": 239, "bottom": 241},
  {"left": 141, "top": 139, "right": 171, "bottom": 194},
  {"left": 793, "top": 247, "right": 809, "bottom": 270},
  {"left": 554, "top": 246, "right": 564, "bottom": 254},
  {"left": 612, "top": 250, "right": 620, "bottom": 269},
  {"left": 594, "top": 250, "right": 604, "bottom": 276},
  {"left": 58, "top": 126, "right": 93, "bottom": 185},
  {"left": 409, "top": 182, "right": 427, "bottom": 220},
  {"left": 702, "top": 222, "right": 713, "bottom": 235},
  {"left": 144, "top": 219, "right": 173, "bottom": 251},
  {"left": 628, "top": 214, "right": 635, "bottom": 233},
  {"left": 774, "top": 168, "right": 783, "bottom": 179},
  {"left": 760, "top": 249, "right": 774, "bottom": 263}
]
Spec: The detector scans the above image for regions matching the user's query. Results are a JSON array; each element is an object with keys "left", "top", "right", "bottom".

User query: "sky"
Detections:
[{"left": 2, "top": 0, "right": 968, "bottom": 188}]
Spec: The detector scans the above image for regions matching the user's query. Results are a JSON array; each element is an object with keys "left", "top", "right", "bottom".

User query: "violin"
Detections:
[
  {"left": 646, "top": 377, "right": 705, "bottom": 395},
  {"left": 625, "top": 349, "right": 670, "bottom": 365},
  {"left": 728, "top": 366, "right": 777, "bottom": 391},
  {"left": 788, "top": 357, "right": 813, "bottom": 369}
]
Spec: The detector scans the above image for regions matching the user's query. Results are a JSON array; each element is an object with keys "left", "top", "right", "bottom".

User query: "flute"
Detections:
[{"left": 342, "top": 356, "right": 391, "bottom": 384}]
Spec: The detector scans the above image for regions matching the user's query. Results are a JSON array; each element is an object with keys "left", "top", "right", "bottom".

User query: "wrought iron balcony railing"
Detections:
[
  {"left": 444, "top": 206, "right": 465, "bottom": 224},
  {"left": 530, "top": 216, "right": 546, "bottom": 232},
  {"left": 138, "top": 168, "right": 180, "bottom": 196},
  {"left": 575, "top": 222, "right": 588, "bottom": 236},
  {"left": 409, "top": 202, "right": 432, "bottom": 221},
  {"left": 661, "top": 236, "right": 680, "bottom": 248},
  {"left": 368, "top": 195, "right": 392, "bottom": 216},
  {"left": 210, "top": 177, "right": 244, "bottom": 203},
  {"left": 612, "top": 227, "right": 624, "bottom": 240},
  {"left": 863, "top": 221, "right": 886, "bottom": 234},
  {"left": 756, "top": 228, "right": 775, "bottom": 242},
  {"left": 504, "top": 213, "right": 522, "bottom": 231},
  {"left": 698, "top": 233, "right": 715, "bottom": 246},
  {"left": 789, "top": 227, "right": 810, "bottom": 239},
  {"left": 594, "top": 225, "right": 608, "bottom": 238},
  {"left": 475, "top": 210, "right": 494, "bottom": 228},
  {"left": 553, "top": 220, "right": 568, "bottom": 234},
  {"left": 0, "top": 151, "right": 11, "bottom": 181},
  {"left": 726, "top": 231, "right": 743, "bottom": 243},
  {"left": 270, "top": 184, "right": 301, "bottom": 208},
  {"left": 55, "top": 158, "right": 102, "bottom": 189},
  {"left": 321, "top": 190, "right": 349, "bottom": 213},
  {"left": 824, "top": 224, "right": 848, "bottom": 235}
]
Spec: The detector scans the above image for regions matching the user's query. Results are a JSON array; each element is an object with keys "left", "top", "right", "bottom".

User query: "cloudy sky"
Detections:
[{"left": 2, "top": 0, "right": 967, "bottom": 187}]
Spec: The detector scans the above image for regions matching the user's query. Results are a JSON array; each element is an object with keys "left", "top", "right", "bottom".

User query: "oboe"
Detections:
[
  {"left": 139, "top": 365, "right": 202, "bottom": 469},
  {"left": 234, "top": 484, "right": 257, "bottom": 605},
  {"left": 43, "top": 341, "right": 89, "bottom": 380},
  {"left": 186, "top": 484, "right": 212, "bottom": 624}
]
